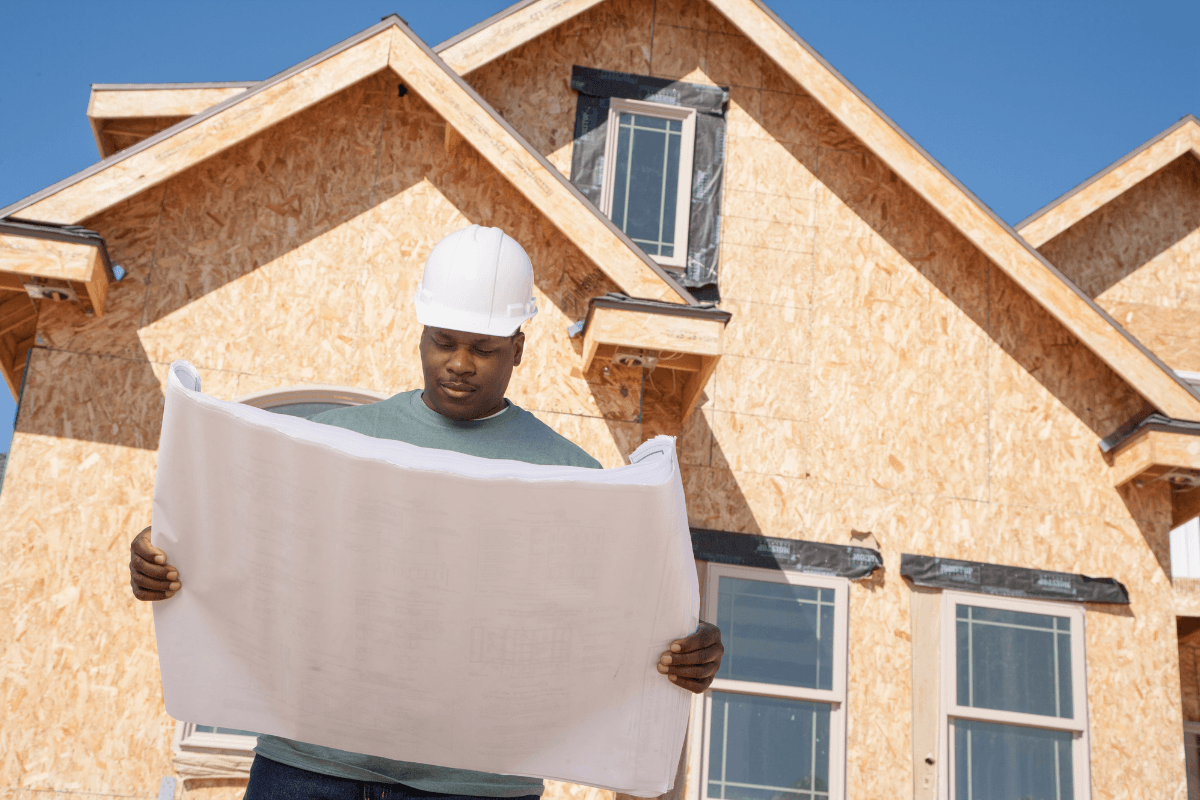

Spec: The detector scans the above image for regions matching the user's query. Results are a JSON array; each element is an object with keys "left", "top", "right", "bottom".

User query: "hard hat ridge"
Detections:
[{"left": 414, "top": 224, "right": 538, "bottom": 337}]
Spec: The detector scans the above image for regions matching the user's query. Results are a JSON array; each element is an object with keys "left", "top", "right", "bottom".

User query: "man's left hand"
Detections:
[{"left": 657, "top": 621, "right": 723, "bottom": 693}]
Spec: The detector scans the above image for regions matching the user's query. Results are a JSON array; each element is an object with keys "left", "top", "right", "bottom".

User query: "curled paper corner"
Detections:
[{"left": 169, "top": 360, "right": 202, "bottom": 393}]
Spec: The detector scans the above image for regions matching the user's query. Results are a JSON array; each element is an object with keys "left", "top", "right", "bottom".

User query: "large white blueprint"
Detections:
[{"left": 151, "top": 361, "right": 699, "bottom": 796}]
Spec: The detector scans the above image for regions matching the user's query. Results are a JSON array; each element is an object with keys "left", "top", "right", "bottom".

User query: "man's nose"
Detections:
[{"left": 445, "top": 347, "right": 475, "bottom": 374}]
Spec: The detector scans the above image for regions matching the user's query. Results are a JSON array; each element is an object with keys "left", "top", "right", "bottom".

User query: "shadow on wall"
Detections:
[
  {"left": 1038, "top": 152, "right": 1200, "bottom": 299},
  {"left": 742, "top": 82, "right": 1153, "bottom": 442},
  {"left": 17, "top": 72, "right": 636, "bottom": 450}
]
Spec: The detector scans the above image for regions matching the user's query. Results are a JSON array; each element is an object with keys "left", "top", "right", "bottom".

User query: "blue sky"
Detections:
[{"left": 2, "top": 0, "right": 1200, "bottom": 454}]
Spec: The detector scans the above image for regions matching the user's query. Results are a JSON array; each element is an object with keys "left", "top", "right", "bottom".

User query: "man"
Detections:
[{"left": 129, "top": 225, "right": 724, "bottom": 800}]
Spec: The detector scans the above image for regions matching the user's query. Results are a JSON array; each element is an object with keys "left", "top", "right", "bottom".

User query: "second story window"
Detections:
[
  {"left": 570, "top": 66, "right": 728, "bottom": 293},
  {"left": 601, "top": 98, "right": 696, "bottom": 268}
]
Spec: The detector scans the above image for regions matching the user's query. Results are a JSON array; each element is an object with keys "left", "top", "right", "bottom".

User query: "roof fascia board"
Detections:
[
  {"left": 710, "top": 0, "right": 1200, "bottom": 420},
  {"left": 1016, "top": 117, "right": 1200, "bottom": 247},
  {"left": 0, "top": 219, "right": 115, "bottom": 281},
  {"left": 385, "top": 25, "right": 695, "bottom": 304},
  {"left": 88, "top": 84, "right": 255, "bottom": 120},
  {"left": 435, "top": 0, "right": 608, "bottom": 74},
  {"left": 0, "top": 19, "right": 398, "bottom": 222}
]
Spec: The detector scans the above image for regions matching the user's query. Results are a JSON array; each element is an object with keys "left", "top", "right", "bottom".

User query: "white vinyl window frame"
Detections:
[
  {"left": 699, "top": 563, "right": 849, "bottom": 800},
  {"left": 600, "top": 97, "right": 696, "bottom": 269},
  {"left": 939, "top": 591, "right": 1091, "bottom": 800},
  {"left": 172, "top": 721, "right": 257, "bottom": 755}
]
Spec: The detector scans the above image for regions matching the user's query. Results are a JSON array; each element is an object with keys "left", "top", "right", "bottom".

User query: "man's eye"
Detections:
[{"left": 474, "top": 348, "right": 495, "bottom": 356}]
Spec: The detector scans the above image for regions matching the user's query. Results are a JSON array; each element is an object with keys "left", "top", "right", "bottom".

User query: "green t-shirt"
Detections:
[{"left": 253, "top": 390, "right": 601, "bottom": 795}]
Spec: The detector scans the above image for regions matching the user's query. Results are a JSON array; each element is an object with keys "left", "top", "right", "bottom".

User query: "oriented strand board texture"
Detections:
[
  {"left": 467, "top": 1, "right": 1191, "bottom": 797},
  {"left": 465, "top": 0, "right": 656, "bottom": 176},
  {"left": 1038, "top": 152, "right": 1200, "bottom": 372},
  {"left": 0, "top": 68, "right": 649, "bottom": 796},
  {"left": 0, "top": 4, "right": 1189, "bottom": 800}
]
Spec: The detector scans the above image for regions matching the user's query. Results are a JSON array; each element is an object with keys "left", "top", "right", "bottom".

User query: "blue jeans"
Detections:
[{"left": 243, "top": 756, "right": 542, "bottom": 800}]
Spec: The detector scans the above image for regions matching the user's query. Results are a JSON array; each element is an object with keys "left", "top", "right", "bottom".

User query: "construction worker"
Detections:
[{"left": 128, "top": 224, "right": 724, "bottom": 800}]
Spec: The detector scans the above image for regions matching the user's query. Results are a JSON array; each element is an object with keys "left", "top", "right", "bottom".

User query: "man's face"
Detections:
[{"left": 419, "top": 326, "right": 525, "bottom": 421}]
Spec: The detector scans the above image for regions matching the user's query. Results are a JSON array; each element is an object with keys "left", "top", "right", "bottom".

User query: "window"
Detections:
[
  {"left": 569, "top": 66, "right": 728, "bottom": 289},
  {"left": 173, "top": 385, "right": 383, "bottom": 762},
  {"left": 940, "top": 591, "right": 1090, "bottom": 800},
  {"left": 1172, "top": 517, "right": 1200, "bottom": 579},
  {"left": 173, "top": 722, "right": 258, "bottom": 755},
  {"left": 236, "top": 385, "right": 386, "bottom": 417},
  {"left": 702, "top": 564, "right": 848, "bottom": 800},
  {"left": 600, "top": 98, "right": 696, "bottom": 269}
]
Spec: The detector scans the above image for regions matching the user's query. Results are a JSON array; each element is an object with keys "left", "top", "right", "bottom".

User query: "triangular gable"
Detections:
[
  {"left": 711, "top": 0, "right": 1200, "bottom": 421},
  {"left": 431, "top": 0, "right": 1200, "bottom": 420},
  {"left": 1016, "top": 116, "right": 1200, "bottom": 247},
  {"left": 0, "top": 17, "right": 693, "bottom": 306}
]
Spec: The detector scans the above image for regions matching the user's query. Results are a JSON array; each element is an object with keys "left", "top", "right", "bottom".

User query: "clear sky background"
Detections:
[{"left": 2, "top": 0, "right": 1200, "bottom": 455}]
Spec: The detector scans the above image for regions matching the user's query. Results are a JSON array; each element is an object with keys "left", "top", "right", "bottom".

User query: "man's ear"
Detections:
[{"left": 511, "top": 331, "right": 525, "bottom": 367}]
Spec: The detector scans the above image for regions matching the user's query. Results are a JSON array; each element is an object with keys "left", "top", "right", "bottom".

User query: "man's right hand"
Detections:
[{"left": 129, "top": 526, "right": 181, "bottom": 601}]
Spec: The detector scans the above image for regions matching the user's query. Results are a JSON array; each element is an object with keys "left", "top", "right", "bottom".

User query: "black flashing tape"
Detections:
[
  {"left": 900, "top": 554, "right": 1129, "bottom": 605},
  {"left": 691, "top": 528, "right": 882, "bottom": 579},
  {"left": 569, "top": 66, "right": 728, "bottom": 290}
]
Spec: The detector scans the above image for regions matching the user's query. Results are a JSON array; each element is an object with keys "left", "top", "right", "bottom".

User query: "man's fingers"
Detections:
[
  {"left": 132, "top": 569, "right": 181, "bottom": 592},
  {"left": 130, "top": 579, "right": 176, "bottom": 601},
  {"left": 130, "top": 551, "right": 178, "bottom": 582},
  {"left": 659, "top": 642, "right": 722, "bottom": 667},
  {"left": 658, "top": 663, "right": 718, "bottom": 680},
  {"left": 668, "top": 675, "right": 713, "bottom": 694},
  {"left": 131, "top": 526, "right": 167, "bottom": 566},
  {"left": 669, "top": 621, "right": 722, "bottom": 653}
]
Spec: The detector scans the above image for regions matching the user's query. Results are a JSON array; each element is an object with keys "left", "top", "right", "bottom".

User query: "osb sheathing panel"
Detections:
[
  {"left": 0, "top": 352, "right": 165, "bottom": 794},
  {"left": 1037, "top": 153, "right": 1200, "bottom": 373},
  {"left": 38, "top": 186, "right": 167, "bottom": 361},
  {"left": 465, "top": 0, "right": 655, "bottom": 175},
  {"left": 129, "top": 70, "right": 641, "bottom": 427},
  {"left": 2, "top": 4, "right": 1189, "bottom": 798}
]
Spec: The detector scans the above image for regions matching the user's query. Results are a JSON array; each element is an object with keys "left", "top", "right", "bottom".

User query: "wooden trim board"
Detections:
[
  {"left": 436, "top": 0, "right": 608, "bottom": 74},
  {"left": 87, "top": 84, "right": 253, "bottom": 119},
  {"left": 709, "top": 0, "right": 1200, "bottom": 421},
  {"left": 1108, "top": 429, "right": 1200, "bottom": 487},
  {"left": 581, "top": 305, "right": 724, "bottom": 421},
  {"left": 0, "top": 233, "right": 108, "bottom": 316},
  {"left": 581, "top": 306, "right": 723, "bottom": 373}
]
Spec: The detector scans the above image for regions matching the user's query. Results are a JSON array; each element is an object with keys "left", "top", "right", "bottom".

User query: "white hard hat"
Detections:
[{"left": 413, "top": 225, "right": 538, "bottom": 337}]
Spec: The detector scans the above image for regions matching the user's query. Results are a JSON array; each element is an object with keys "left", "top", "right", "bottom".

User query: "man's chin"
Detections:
[{"left": 429, "top": 389, "right": 486, "bottom": 420}]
